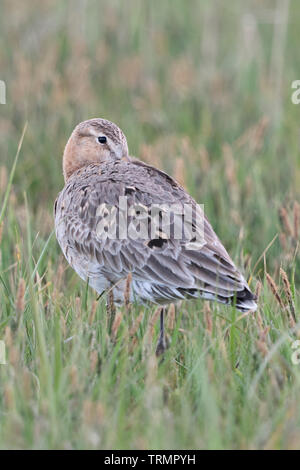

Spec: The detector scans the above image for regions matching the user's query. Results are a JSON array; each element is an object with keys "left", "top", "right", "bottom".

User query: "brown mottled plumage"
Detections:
[{"left": 55, "top": 118, "right": 257, "bottom": 317}]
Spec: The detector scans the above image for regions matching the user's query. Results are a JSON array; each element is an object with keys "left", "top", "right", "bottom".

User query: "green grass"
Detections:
[{"left": 0, "top": 0, "right": 300, "bottom": 449}]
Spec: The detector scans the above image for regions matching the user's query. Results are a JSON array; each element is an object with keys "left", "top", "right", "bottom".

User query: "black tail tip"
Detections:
[{"left": 235, "top": 287, "right": 257, "bottom": 312}]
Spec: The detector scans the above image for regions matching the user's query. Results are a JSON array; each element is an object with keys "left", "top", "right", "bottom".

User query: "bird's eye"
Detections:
[{"left": 98, "top": 136, "right": 107, "bottom": 144}]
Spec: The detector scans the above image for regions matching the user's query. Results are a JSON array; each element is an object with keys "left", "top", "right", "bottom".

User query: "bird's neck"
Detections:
[{"left": 63, "top": 136, "right": 97, "bottom": 181}]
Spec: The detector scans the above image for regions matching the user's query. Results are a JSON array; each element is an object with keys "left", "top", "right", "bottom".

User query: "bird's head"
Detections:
[{"left": 63, "top": 118, "right": 129, "bottom": 181}]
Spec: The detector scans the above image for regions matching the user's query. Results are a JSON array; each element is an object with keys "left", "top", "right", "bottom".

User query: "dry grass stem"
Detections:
[
  {"left": 280, "top": 268, "right": 296, "bottom": 322},
  {"left": 266, "top": 273, "right": 284, "bottom": 308}
]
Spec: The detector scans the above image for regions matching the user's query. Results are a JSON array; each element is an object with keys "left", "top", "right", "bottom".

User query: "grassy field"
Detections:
[{"left": 0, "top": 0, "right": 300, "bottom": 449}]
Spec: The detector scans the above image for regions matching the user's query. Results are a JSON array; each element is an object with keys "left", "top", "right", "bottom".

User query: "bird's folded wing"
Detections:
[{"left": 55, "top": 161, "right": 249, "bottom": 297}]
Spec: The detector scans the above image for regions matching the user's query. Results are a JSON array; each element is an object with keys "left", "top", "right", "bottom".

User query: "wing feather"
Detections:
[{"left": 55, "top": 160, "right": 256, "bottom": 310}]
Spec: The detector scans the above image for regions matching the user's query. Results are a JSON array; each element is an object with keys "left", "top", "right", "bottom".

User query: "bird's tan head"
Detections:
[{"left": 63, "top": 118, "right": 129, "bottom": 181}]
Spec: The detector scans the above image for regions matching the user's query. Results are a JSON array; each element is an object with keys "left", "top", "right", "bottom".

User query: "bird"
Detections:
[{"left": 54, "top": 118, "right": 257, "bottom": 354}]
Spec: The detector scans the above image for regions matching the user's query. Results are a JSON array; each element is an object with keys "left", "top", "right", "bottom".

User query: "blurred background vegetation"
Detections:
[
  {"left": 0, "top": 0, "right": 299, "bottom": 450},
  {"left": 0, "top": 0, "right": 299, "bottom": 258}
]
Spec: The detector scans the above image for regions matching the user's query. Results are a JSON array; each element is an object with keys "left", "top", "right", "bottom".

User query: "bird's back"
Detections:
[{"left": 55, "top": 160, "right": 257, "bottom": 311}]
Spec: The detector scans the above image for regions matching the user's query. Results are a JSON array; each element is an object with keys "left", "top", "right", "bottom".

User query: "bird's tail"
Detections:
[{"left": 234, "top": 286, "right": 257, "bottom": 312}]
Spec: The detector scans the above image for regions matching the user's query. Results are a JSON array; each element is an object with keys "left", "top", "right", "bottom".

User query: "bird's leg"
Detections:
[
  {"left": 156, "top": 307, "right": 167, "bottom": 356},
  {"left": 107, "top": 288, "right": 116, "bottom": 335}
]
